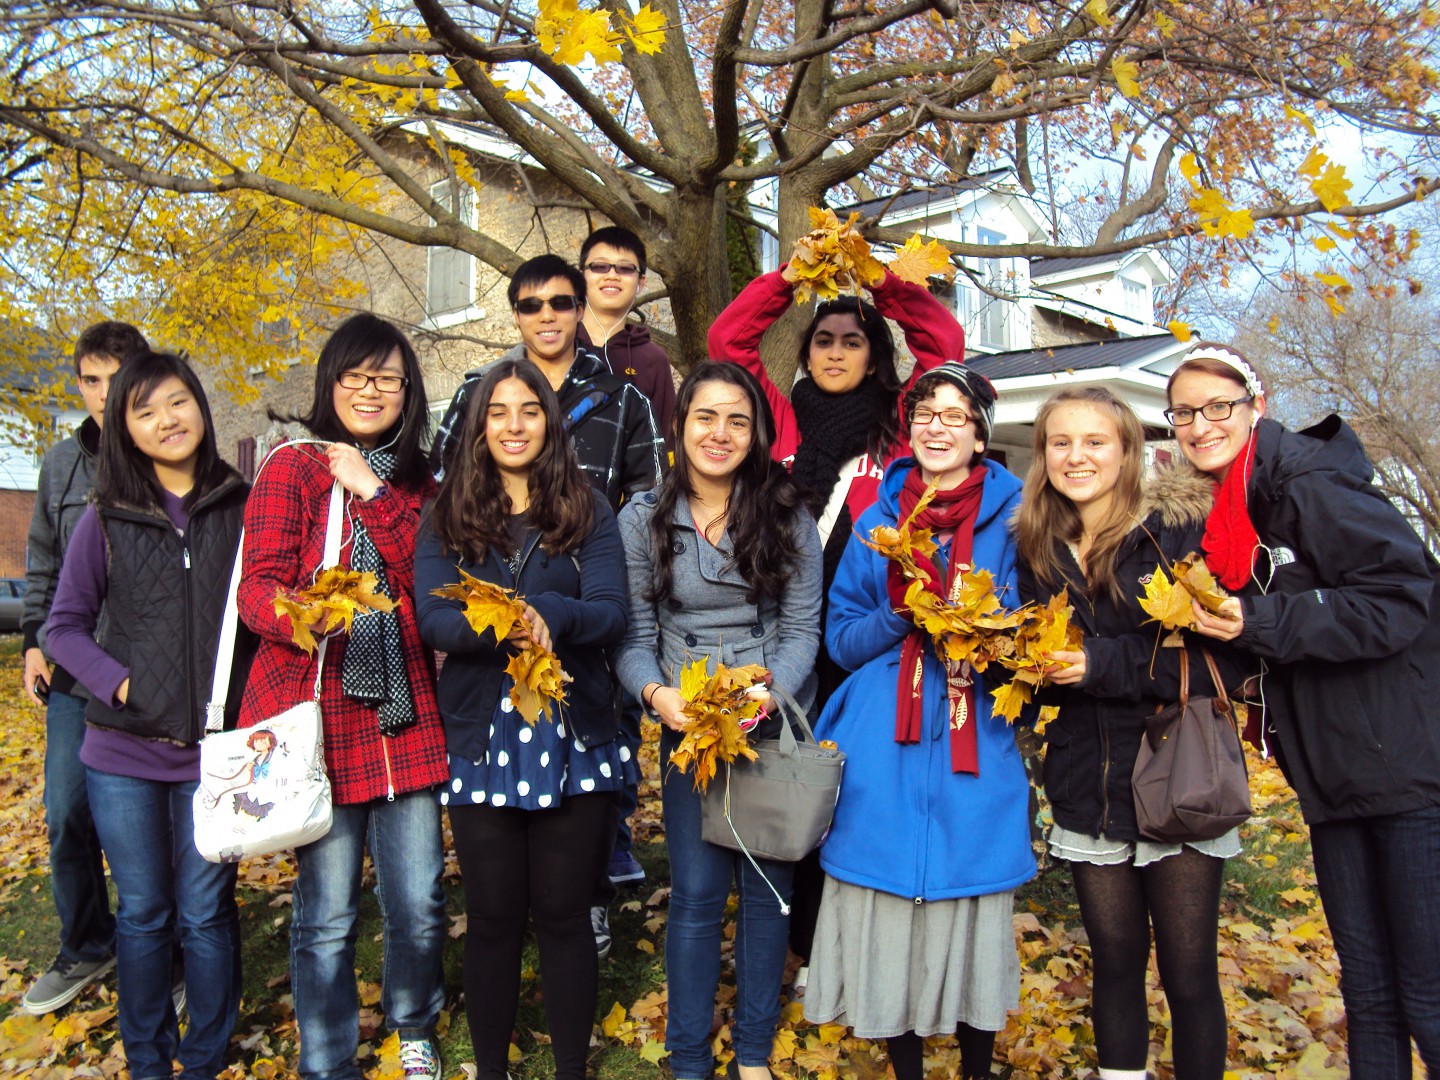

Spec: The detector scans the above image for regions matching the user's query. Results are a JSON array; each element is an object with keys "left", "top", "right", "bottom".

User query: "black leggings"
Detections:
[
  {"left": 887, "top": 1025, "right": 996, "bottom": 1079},
  {"left": 1069, "top": 846, "right": 1228, "bottom": 1079},
  {"left": 449, "top": 794, "right": 613, "bottom": 1080}
]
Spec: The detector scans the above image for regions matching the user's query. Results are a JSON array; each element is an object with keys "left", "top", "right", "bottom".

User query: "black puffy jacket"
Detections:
[
  {"left": 1234, "top": 416, "right": 1440, "bottom": 824},
  {"left": 1019, "top": 466, "right": 1252, "bottom": 842}
]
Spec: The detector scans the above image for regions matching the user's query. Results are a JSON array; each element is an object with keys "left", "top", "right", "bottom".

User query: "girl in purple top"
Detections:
[{"left": 47, "top": 352, "right": 248, "bottom": 1080}]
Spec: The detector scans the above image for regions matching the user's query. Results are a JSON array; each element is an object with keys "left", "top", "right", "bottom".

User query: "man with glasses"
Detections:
[{"left": 577, "top": 226, "right": 676, "bottom": 446}]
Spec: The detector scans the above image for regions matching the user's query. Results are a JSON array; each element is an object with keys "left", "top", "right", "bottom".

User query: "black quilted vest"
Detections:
[{"left": 86, "top": 474, "right": 248, "bottom": 744}]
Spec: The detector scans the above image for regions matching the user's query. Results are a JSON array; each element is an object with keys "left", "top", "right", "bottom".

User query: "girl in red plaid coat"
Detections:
[{"left": 236, "top": 314, "right": 447, "bottom": 1080}]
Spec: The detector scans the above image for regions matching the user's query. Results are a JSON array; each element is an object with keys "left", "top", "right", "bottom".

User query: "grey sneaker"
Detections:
[
  {"left": 21, "top": 955, "right": 116, "bottom": 1015},
  {"left": 399, "top": 1036, "right": 441, "bottom": 1080},
  {"left": 591, "top": 904, "right": 612, "bottom": 960}
]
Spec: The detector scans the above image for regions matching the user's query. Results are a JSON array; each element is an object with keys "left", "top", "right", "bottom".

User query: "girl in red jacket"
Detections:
[{"left": 236, "top": 314, "right": 447, "bottom": 1080}]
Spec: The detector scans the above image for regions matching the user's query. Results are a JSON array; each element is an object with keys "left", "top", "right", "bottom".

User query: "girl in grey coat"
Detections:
[{"left": 617, "top": 362, "right": 822, "bottom": 1080}]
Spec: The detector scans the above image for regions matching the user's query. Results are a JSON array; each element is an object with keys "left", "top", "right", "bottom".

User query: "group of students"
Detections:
[{"left": 19, "top": 221, "right": 1440, "bottom": 1080}]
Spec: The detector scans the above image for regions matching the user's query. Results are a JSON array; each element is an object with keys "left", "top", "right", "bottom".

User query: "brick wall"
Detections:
[{"left": 0, "top": 489, "right": 35, "bottom": 577}]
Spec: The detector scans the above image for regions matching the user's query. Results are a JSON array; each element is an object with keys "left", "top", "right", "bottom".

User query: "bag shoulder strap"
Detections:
[{"left": 205, "top": 475, "right": 343, "bottom": 734}]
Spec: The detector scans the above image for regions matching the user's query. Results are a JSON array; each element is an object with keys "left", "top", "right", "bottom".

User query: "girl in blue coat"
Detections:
[
  {"left": 414, "top": 361, "right": 629, "bottom": 1080},
  {"left": 806, "top": 363, "right": 1034, "bottom": 1080}
]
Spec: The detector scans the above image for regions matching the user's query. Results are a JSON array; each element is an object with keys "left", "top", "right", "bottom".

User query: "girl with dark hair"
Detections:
[
  {"left": 616, "top": 362, "right": 823, "bottom": 1080},
  {"left": 414, "top": 362, "right": 629, "bottom": 1080},
  {"left": 235, "top": 314, "right": 447, "bottom": 1080},
  {"left": 46, "top": 351, "right": 247, "bottom": 1079},
  {"left": 1014, "top": 385, "right": 1245, "bottom": 1080},
  {"left": 804, "top": 363, "right": 1030, "bottom": 1080},
  {"left": 1172, "top": 344, "right": 1440, "bottom": 1076}
]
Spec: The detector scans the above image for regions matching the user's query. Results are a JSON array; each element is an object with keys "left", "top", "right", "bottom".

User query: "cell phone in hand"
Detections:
[{"left": 33, "top": 676, "right": 50, "bottom": 704}]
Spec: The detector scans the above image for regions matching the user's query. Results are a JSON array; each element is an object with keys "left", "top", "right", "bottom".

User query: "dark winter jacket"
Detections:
[
  {"left": 414, "top": 490, "right": 629, "bottom": 764},
  {"left": 1231, "top": 416, "right": 1440, "bottom": 824},
  {"left": 430, "top": 346, "right": 665, "bottom": 511},
  {"left": 577, "top": 321, "right": 677, "bottom": 447},
  {"left": 1018, "top": 466, "right": 1252, "bottom": 842},
  {"left": 22, "top": 418, "right": 104, "bottom": 695}
]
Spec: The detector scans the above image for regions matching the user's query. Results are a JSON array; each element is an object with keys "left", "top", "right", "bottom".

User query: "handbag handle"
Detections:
[
  {"left": 765, "top": 686, "right": 818, "bottom": 756},
  {"left": 1179, "top": 646, "right": 1232, "bottom": 716},
  {"left": 205, "top": 446, "right": 344, "bottom": 735}
]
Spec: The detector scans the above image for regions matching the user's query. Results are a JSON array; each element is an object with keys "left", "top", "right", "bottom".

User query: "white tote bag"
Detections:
[{"left": 192, "top": 474, "right": 341, "bottom": 863}]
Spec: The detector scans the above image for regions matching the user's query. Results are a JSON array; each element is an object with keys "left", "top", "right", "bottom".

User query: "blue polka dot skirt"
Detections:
[{"left": 440, "top": 678, "right": 638, "bottom": 810}]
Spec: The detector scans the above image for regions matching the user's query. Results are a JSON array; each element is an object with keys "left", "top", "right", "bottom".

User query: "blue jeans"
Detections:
[
  {"left": 86, "top": 769, "right": 240, "bottom": 1080},
  {"left": 291, "top": 791, "right": 446, "bottom": 1080},
  {"left": 1309, "top": 805, "right": 1440, "bottom": 1077},
  {"left": 660, "top": 735, "right": 793, "bottom": 1079},
  {"left": 46, "top": 690, "right": 114, "bottom": 963}
]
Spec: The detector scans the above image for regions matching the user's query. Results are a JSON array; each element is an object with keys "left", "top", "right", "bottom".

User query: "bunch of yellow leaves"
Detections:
[
  {"left": 273, "top": 567, "right": 397, "bottom": 655},
  {"left": 667, "top": 658, "right": 769, "bottom": 792},
  {"left": 903, "top": 572, "right": 1029, "bottom": 670},
  {"left": 782, "top": 207, "right": 886, "bottom": 303},
  {"left": 857, "top": 481, "right": 938, "bottom": 581},
  {"left": 430, "top": 569, "right": 570, "bottom": 725},
  {"left": 991, "top": 590, "right": 1084, "bottom": 721},
  {"left": 1138, "top": 551, "right": 1231, "bottom": 640}
]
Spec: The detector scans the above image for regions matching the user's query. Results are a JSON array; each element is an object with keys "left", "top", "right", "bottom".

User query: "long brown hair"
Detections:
[
  {"left": 428, "top": 361, "right": 594, "bottom": 563},
  {"left": 1016, "top": 385, "right": 1146, "bottom": 602}
]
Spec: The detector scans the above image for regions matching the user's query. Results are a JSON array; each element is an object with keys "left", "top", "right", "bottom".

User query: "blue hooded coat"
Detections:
[{"left": 815, "top": 458, "right": 1036, "bottom": 901}]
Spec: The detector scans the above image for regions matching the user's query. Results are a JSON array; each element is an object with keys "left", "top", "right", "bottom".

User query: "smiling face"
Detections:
[
  {"left": 807, "top": 312, "right": 873, "bottom": 394},
  {"left": 1044, "top": 401, "right": 1126, "bottom": 519},
  {"left": 1168, "top": 367, "right": 1264, "bottom": 481},
  {"left": 682, "top": 379, "right": 754, "bottom": 489},
  {"left": 512, "top": 276, "right": 582, "bottom": 368},
  {"left": 582, "top": 241, "right": 644, "bottom": 319},
  {"left": 909, "top": 383, "right": 984, "bottom": 490},
  {"left": 332, "top": 347, "right": 407, "bottom": 448},
  {"left": 484, "top": 376, "right": 547, "bottom": 480},
  {"left": 126, "top": 374, "right": 205, "bottom": 477}
]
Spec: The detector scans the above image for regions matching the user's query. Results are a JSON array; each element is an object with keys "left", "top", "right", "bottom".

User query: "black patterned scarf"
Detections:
[
  {"left": 790, "top": 376, "right": 892, "bottom": 518},
  {"left": 340, "top": 448, "right": 416, "bottom": 735}
]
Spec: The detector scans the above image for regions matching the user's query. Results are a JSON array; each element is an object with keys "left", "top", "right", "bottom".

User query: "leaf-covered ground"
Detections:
[{"left": 0, "top": 637, "right": 1405, "bottom": 1078}]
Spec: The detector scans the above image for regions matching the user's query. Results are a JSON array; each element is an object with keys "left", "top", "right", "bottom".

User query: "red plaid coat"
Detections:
[{"left": 236, "top": 442, "right": 446, "bottom": 805}]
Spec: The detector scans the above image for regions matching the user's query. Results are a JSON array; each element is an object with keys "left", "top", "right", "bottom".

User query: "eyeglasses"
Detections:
[
  {"left": 1163, "top": 396, "right": 1253, "bottom": 426},
  {"left": 910, "top": 407, "right": 974, "bottom": 429},
  {"left": 337, "top": 371, "right": 408, "bottom": 394},
  {"left": 513, "top": 295, "right": 582, "bottom": 315},
  {"left": 584, "top": 261, "right": 640, "bottom": 277}
]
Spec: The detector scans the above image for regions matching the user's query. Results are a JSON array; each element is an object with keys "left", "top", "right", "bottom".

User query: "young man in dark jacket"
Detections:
[
  {"left": 20, "top": 321, "right": 147, "bottom": 1014},
  {"left": 577, "top": 226, "right": 677, "bottom": 448}
]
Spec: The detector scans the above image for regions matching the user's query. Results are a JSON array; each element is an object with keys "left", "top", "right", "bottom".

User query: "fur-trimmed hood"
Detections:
[{"left": 1139, "top": 458, "right": 1214, "bottom": 530}]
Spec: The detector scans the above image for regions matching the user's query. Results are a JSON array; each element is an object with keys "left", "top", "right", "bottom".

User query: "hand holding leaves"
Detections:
[
  {"left": 1138, "top": 552, "right": 1232, "bottom": 638},
  {"left": 273, "top": 567, "right": 397, "bottom": 654},
  {"left": 666, "top": 659, "right": 770, "bottom": 792}
]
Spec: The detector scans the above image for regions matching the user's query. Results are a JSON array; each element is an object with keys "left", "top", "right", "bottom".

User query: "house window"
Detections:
[
  {"left": 970, "top": 228, "right": 1013, "bottom": 351},
  {"left": 427, "top": 180, "right": 474, "bottom": 318},
  {"left": 1121, "top": 278, "right": 1148, "bottom": 323}
]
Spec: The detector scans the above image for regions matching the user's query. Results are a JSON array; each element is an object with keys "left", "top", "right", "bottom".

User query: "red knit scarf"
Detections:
[
  {"left": 1202, "top": 438, "right": 1259, "bottom": 591},
  {"left": 893, "top": 465, "right": 988, "bottom": 775}
]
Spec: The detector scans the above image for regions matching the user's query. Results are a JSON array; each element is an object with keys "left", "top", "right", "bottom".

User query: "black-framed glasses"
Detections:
[
  {"left": 910, "top": 407, "right": 974, "bottom": 429},
  {"left": 513, "top": 295, "right": 582, "bottom": 315},
  {"left": 337, "top": 370, "right": 408, "bottom": 394},
  {"left": 584, "top": 261, "right": 640, "bottom": 276},
  {"left": 1164, "top": 396, "right": 1252, "bottom": 426}
]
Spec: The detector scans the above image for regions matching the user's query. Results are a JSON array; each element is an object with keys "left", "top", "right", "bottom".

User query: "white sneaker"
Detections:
[{"left": 399, "top": 1037, "right": 441, "bottom": 1080}]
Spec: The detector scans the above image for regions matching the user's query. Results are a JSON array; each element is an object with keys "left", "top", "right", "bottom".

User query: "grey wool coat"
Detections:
[{"left": 616, "top": 490, "right": 823, "bottom": 721}]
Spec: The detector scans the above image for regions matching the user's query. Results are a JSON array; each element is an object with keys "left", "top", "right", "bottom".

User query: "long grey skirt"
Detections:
[{"left": 802, "top": 874, "right": 1020, "bottom": 1038}]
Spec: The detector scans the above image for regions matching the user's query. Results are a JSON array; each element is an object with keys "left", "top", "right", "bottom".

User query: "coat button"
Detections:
[
  {"left": 672, "top": 540, "right": 686, "bottom": 554},
  {"left": 685, "top": 633, "right": 698, "bottom": 647},
  {"left": 750, "top": 623, "right": 764, "bottom": 638}
]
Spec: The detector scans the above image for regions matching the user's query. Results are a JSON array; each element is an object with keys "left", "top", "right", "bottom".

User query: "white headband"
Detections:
[{"left": 1180, "top": 344, "right": 1264, "bottom": 397}]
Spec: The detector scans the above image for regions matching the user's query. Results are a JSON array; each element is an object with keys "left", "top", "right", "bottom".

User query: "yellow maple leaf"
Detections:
[
  {"left": 1316, "top": 270, "right": 1349, "bottom": 288},
  {"left": 1167, "top": 319, "right": 1193, "bottom": 342},
  {"left": 1179, "top": 151, "right": 1202, "bottom": 184},
  {"left": 1309, "top": 162, "right": 1353, "bottom": 212},
  {"left": 600, "top": 1002, "right": 628, "bottom": 1039},
  {"left": 1035, "top": 704, "right": 1060, "bottom": 735},
  {"left": 430, "top": 568, "right": 525, "bottom": 644},
  {"left": 668, "top": 658, "right": 768, "bottom": 791},
  {"left": 1138, "top": 562, "right": 1197, "bottom": 631},
  {"left": 273, "top": 566, "right": 398, "bottom": 654},
  {"left": 887, "top": 234, "right": 957, "bottom": 286},
  {"left": 620, "top": 5, "right": 667, "bottom": 54},
  {"left": 1085, "top": 0, "right": 1113, "bottom": 26},
  {"left": 638, "top": 1039, "right": 670, "bottom": 1064},
  {"left": 1313, "top": 234, "right": 1337, "bottom": 252},
  {"left": 1297, "top": 145, "right": 1329, "bottom": 178},
  {"left": 1111, "top": 56, "right": 1140, "bottom": 99},
  {"left": 505, "top": 645, "right": 570, "bottom": 725},
  {"left": 1285, "top": 104, "right": 1317, "bottom": 137},
  {"left": 991, "top": 679, "right": 1033, "bottom": 722},
  {"left": 1172, "top": 552, "right": 1230, "bottom": 615},
  {"left": 1153, "top": 10, "right": 1176, "bottom": 36}
]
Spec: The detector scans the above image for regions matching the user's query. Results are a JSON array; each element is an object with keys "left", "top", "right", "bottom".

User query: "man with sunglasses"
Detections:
[{"left": 577, "top": 226, "right": 676, "bottom": 446}]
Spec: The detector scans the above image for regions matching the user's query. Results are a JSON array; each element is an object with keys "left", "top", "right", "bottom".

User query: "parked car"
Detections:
[{"left": 0, "top": 578, "right": 26, "bottom": 633}]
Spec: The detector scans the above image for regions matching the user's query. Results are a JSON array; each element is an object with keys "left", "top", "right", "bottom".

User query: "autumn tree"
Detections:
[{"left": 1, "top": 0, "right": 1438, "bottom": 392}]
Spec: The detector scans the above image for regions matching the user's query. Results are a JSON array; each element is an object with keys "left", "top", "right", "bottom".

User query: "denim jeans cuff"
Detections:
[{"left": 392, "top": 1026, "right": 435, "bottom": 1042}]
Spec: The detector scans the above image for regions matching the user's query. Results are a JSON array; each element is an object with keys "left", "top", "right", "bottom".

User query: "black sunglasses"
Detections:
[{"left": 513, "top": 295, "right": 582, "bottom": 315}]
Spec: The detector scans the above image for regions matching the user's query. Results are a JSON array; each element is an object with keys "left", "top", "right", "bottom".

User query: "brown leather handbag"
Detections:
[{"left": 1131, "top": 647, "right": 1252, "bottom": 843}]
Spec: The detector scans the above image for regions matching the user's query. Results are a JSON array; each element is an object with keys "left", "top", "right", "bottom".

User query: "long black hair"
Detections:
[
  {"left": 427, "top": 361, "right": 595, "bottom": 562},
  {"left": 95, "top": 351, "right": 233, "bottom": 510},
  {"left": 794, "top": 295, "right": 903, "bottom": 461},
  {"left": 648, "top": 362, "right": 805, "bottom": 605},
  {"left": 271, "top": 313, "right": 432, "bottom": 485}
]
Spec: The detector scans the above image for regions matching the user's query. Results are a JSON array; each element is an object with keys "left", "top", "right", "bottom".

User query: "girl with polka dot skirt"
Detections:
[{"left": 414, "top": 361, "right": 630, "bottom": 1080}]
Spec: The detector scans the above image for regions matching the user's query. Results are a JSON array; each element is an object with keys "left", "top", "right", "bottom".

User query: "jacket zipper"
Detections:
[
  {"left": 381, "top": 739, "right": 396, "bottom": 802},
  {"left": 1098, "top": 715, "right": 1111, "bottom": 834},
  {"left": 181, "top": 533, "right": 198, "bottom": 740}
]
